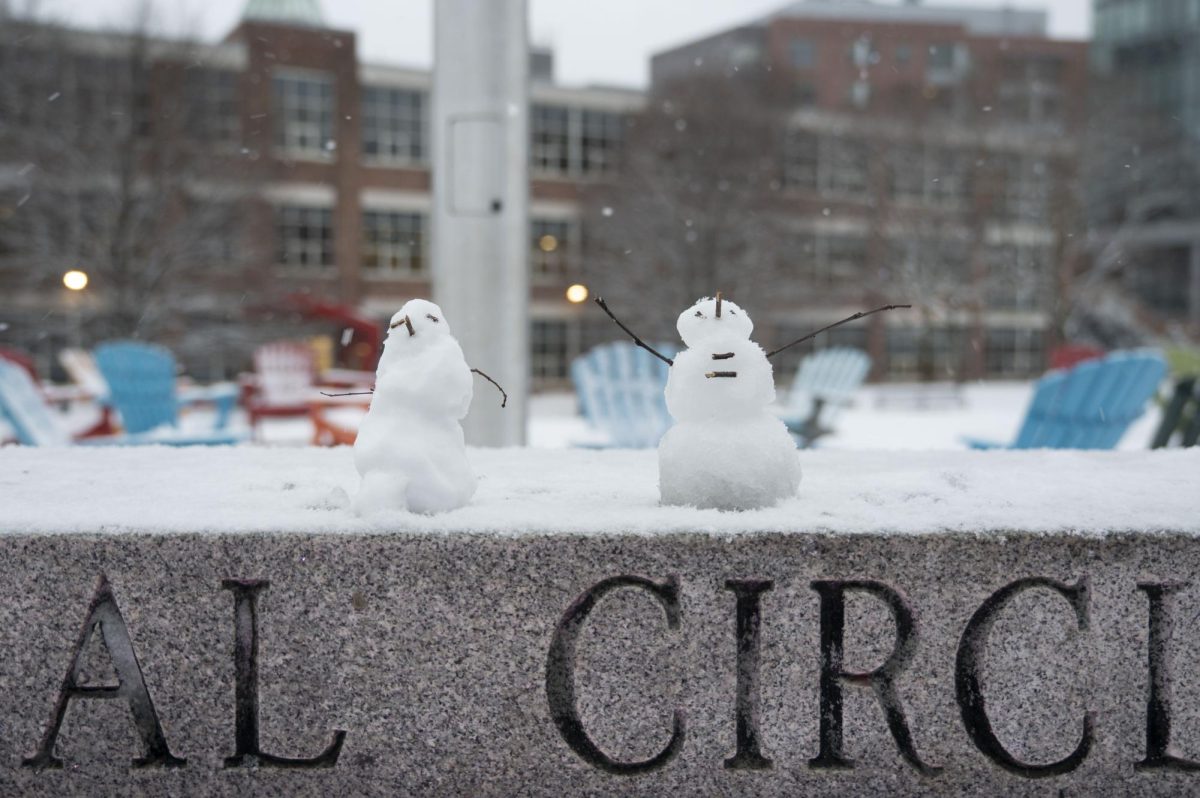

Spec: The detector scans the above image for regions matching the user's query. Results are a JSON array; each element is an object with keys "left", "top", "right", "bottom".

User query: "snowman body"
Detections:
[
  {"left": 353, "top": 299, "right": 477, "bottom": 515},
  {"left": 658, "top": 297, "right": 800, "bottom": 511}
]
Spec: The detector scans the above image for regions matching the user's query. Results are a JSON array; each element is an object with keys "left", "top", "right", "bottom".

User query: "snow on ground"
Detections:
[
  {"left": 1, "top": 446, "right": 1196, "bottom": 537},
  {"left": 12, "top": 379, "right": 1164, "bottom": 452},
  {"left": 531, "top": 381, "right": 1164, "bottom": 452}
]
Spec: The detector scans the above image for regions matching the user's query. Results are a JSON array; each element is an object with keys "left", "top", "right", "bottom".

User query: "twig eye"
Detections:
[
  {"left": 694, "top": 311, "right": 704, "bottom": 318},
  {"left": 426, "top": 314, "right": 439, "bottom": 323}
]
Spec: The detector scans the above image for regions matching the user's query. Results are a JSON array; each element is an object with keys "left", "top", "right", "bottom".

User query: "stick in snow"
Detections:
[
  {"left": 471, "top": 368, "right": 508, "bottom": 408},
  {"left": 593, "top": 296, "right": 675, "bottom": 366},
  {"left": 706, "top": 371, "right": 737, "bottom": 378},
  {"left": 765, "top": 304, "right": 912, "bottom": 360}
]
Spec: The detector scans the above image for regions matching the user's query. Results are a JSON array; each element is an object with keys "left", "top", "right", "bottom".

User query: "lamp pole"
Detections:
[{"left": 431, "top": 0, "right": 530, "bottom": 447}]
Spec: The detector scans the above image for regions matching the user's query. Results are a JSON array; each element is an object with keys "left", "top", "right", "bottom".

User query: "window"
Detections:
[
  {"left": 363, "top": 211, "right": 425, "bottom": 274},
  {"left": 74, "top": 55, "right": 152, "bottom": 138},
  {"left": 533, "top": 105, "right": 625, "bottom": 177},
  {"left": 186, "top": 69, "right": 240, "bottom": 146},
  {"left": 531, "top": 219, "right": 575, "bottom": 277},
  {"left": 825, "top": 137, "right": 869, "bottom": 195},
  {"left": 532, "top": 104, "right": 571, "bottom": 174},
  {"left": 782, "top": 130, "right": 818, "bottom": 190},
  {"left": 1132, "top": 247, "right": 1191, "bottom": 315},
  {"left": 273, "top": 71, "right": 335, "bottom": 158},
  {"left": 824, "top": 235, "right": 868, "bottom": 283},
  {"left": 532, "top": 319, "right": 569, "bottom": 379},
  {"left": 985, "top": 246, "right": 1048, "bottom": 312},
  {"left": 998, "top": 155, "right": 1050, "bottom": 221},
  {"left": 891, "top": 145, "right": 971, "bottom": 206},
  {"left": 362, "top": 86, "right": 426, "bottom": 163},
  {"left": 986, "top": 328, "right": 1045, "bottom": 376},
  {"left": 790, "top": 38, "right": 816, "bottom": 69},
  {"left": 888, "top": 326, "right": 965, "bottom": 378},
  {"left": 896, "top": 44, "right": 912, "bottom": 66},
  {"left": 783, "top": 130, "right": 868, "bottom": 198},
  {"left": 928, "top": 43, "right": 956, "bottom": 71},
  {"left": 581, "top": 110, "right": 623, "bottom": 176},
  {"left": 276, "top": 206, "right": 334, "bottom": 270}
]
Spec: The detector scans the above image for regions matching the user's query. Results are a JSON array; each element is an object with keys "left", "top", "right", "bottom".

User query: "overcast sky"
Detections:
[{"left": 45, "top": 0, "right": 1090, "bottom": 89}]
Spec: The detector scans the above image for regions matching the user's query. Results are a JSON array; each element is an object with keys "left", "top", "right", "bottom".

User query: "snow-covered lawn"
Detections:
[
  {"left": 527, "top": 381, "right": 1164, "bottom": 452},
  {"left": 5, "top": 379, "right": 1167, "bottom": 451}
]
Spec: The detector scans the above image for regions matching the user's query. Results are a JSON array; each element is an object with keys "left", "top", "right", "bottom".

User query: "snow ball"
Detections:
[
  {"left": 675, "top": 296, "right": 753, "bottom": 348},
  {"left": 659, "top": 414, "right": 800, "bottom": 511}
]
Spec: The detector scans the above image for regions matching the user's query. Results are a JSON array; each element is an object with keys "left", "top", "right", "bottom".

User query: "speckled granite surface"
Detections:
[{"left": 2, "top": 531, "right": 1199, "bottom": 796}]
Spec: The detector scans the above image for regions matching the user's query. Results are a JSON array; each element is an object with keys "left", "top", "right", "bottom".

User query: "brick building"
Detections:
[
  {"left": 0, "top": 1, "right": 641, "bottom": 384},
  {"left": 652, "top": 0, "right": 1089, "bottom": 379}
]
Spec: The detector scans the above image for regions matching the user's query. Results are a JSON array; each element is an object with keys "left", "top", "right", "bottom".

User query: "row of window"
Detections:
[
  {"left": 532, "top": 318, "right": 1046, "bottom": 381},
  {"left": 276, "top": 204, "right": 1049, "bottom": 313},
  {"left": 271, "top": 72, "right": 626, "bottom": 174},
  {"left": 277, "top": 207, "right": 578, "bottom": 276},
  {"left": 789, "top": 37, "right": 961, "bottom": 74},
  {"left": 781, "top": 130, "right": 1053, "bottom": 218}
]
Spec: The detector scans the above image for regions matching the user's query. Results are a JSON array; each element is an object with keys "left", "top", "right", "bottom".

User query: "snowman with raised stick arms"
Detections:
[{"left": 596, "top": 293, "right": 907, "bottom": 511}]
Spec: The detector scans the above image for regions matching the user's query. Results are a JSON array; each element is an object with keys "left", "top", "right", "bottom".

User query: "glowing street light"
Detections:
[
  {"left": 63, "top": 270, "right": 89, "bottom": 291},
  {"left": 565, "top": 283, "right": 589, "bottom": 304}
]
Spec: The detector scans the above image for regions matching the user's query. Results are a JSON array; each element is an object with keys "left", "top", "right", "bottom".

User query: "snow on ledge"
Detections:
[{"left": 1, "top": 447, "right": 1197, "bottom": 537}]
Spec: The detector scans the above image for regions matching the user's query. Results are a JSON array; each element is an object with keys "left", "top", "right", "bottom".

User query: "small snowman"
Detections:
[
  {"left": 595, "top": 293, "right": 908, "bottom": 511},
  {"left": 658, "top": 294, "right": 800, "bottom": 510},
  {"left": 353, "top": 299, "right": 478, "bottom": 515}
]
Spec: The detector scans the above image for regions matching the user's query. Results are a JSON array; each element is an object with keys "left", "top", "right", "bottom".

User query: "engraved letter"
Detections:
[
  {"left": 545, "top": 574, "right": 684, "bottom": 774},
  {"left": 23, "top": 574, "right": 186, "bottom": 770},
  {"left": 222, "top": 579, "right": 346, "bottom": 768},
  {"left": 956, "top": 576, "right": 1093, "bottom": 777},
  {"left": 724, "top": 578, "right": 773, "bottom": 770},
  {"left": 809, "top": 579, "right": 938, "bottom": 775},
  {"left": 1136, "top": 581, "right": 1200, "bottom": 771}
]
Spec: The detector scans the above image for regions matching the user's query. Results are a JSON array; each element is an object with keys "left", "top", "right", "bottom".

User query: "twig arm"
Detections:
[
  {"left": 765, "top": 304, "right": 912, "bottom": 360},
  {"left": 594, "top": 297, "right": 675, "bottom": 367},
  {"left": 320, "top": 390, "right": 374, "bottom": 397},
  {"left": 471, "top": 368, "right": 508, "bottom": 408}
]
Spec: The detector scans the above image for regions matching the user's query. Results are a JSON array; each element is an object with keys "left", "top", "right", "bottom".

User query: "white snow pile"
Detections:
[
  {"left": 660, "top": 296, "right": 800, "bottom": 511},
  {"left": 1, "top": 446, "right": 1197, "bottom": 537},
  {"left": 352, "top": 299, "right": 477, "bottom": 516}
]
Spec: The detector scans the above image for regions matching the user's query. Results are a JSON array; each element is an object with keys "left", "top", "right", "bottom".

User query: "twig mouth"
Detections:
[{"left": 706, "top": 370, "right": 737, "bottom": 378}]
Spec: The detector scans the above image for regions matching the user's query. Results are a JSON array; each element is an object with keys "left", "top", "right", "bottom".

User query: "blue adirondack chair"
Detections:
[
  {"left": 964, "top": 349, "right": 1167, "bottom": 450},
  {"left": 93, "top": 341, "right": 244, "bottom": 446},
  {"left": 778, "top": 347, "right": 872, "bottom": 443},
  {"left": 571, "top": 341, "right": 675, "bottom": 448},
  {"left": 0, "top": 360, "right": 138, "bottom": 446},
  {"left": 0, "top": 359, "right": 79, "bottom": 445}
]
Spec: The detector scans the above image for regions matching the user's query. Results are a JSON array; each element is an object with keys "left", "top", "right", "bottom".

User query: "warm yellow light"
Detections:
[
  {"left": 63, "top": 270, "right": 88, "bottom": 291},
  {"left": 565, "top": 283, "right": 589, "bottom": 304},
  {"left": 539, "top": 234, "right": 559, "bottom": 253}
]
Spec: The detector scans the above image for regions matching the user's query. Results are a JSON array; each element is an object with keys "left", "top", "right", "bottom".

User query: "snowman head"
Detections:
[
  {"left": 676, "top": 294, "right": 753, "bottom": 348},
  {"left": 382, "top": 298, "right": 452, "bottom": 359}
]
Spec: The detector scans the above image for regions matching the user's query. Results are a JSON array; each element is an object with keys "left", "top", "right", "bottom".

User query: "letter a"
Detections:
[{"left": 23, "top": 574, "right": 185, "bottom": 770}]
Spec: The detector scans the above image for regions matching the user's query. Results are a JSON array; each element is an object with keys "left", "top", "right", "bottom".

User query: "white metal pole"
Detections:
[{"left": 431, "top": 0, "right": 530, "bottom": 446}]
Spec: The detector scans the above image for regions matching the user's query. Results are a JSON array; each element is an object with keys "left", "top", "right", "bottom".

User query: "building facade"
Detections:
[
  {"left": 652, "top": 0, "right": 1088, "bottom": 379},
  {"left": 1090, "top": 0, "right": 1200, "bottom": 334},
  {"left": 0, "top": 3, "right": 641, "bottom": 385}
]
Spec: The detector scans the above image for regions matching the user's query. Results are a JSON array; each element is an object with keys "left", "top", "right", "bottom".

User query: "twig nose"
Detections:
[
  {"left": 715, "top": 291, "right": 723, "bottom": 318},
  {"left": 390, "top": 315, "right": 416, "bottom": 336}
]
